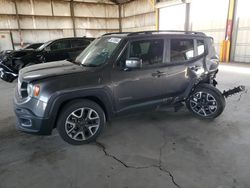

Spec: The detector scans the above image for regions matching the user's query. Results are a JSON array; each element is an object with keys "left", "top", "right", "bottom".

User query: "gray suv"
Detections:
[{"left": 14, "top": 31, "right": 226, "bottom": 145}]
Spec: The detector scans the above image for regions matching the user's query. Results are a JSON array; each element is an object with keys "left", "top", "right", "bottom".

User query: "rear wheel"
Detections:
[
  {"left": 57, "top": 99, "right": 106, "bottom": 145},
  {"left": 186, "top": 84, "right": 225, "bottom": 119}
]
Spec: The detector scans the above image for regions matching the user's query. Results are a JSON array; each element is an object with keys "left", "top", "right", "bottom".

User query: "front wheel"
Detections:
[
  {"left": 186, "top": 84, "right": 226, "bottom": 119},
  {"left": 57, "top": 99, "right": 106, "bottom": 145}
]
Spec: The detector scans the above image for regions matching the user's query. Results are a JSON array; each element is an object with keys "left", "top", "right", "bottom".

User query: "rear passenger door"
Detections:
[{"left": 159, "top": 37, "right": 205, "bottom": 98}]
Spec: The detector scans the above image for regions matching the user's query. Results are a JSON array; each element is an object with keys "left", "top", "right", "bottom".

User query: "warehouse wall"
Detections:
[
  {"left": 121, "top": 0, "right": 156, "bottom": 32},
  {"left": 189, "top": 0, "right": 229, "bottom": 56},
  {"left": 232, "top": 0, "right": 250, "bottom": 63},
  {"left": 0, "top": 0, "right": 119, "bottom": 49},
  {"left": 157, "top": 0, "right": 227, "bottom": 55}
]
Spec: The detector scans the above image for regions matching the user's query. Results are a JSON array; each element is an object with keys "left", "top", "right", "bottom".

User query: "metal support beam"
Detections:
[
  {"left": 13, "top": 0, "right": 23, "bottom": 47},
  {"left": 118, "top": 4, "right": 122, "bottom": 32},
  {"left": 149, "top": 0, "right": 159, "bottom": 30},
  {"left": 230, "top": 0, "right": 238, "bottom": 62},
  {"left": 70, "top": 0, "right": 76, "bottom": 37},
  {"left": 10, "top": 31, "right": 14, "bottom": 50},
  {"left": 184, "top": 3, "right": 190, "bottom": 31},
  {"left": 155, "top": 8, "right": 159, "bottom": 30},
  {"left": 220, "top": 0, "right": 237, "bottom": 62},
  {"left": 51, "top": 0, "right": 54, "bottom": 16}
]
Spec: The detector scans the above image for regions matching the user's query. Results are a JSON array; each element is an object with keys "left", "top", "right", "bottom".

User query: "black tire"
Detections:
[
  {"left": 57, "top": 99, "right": 106, "bottom": 145},
  {"left": 186, "top": 84, "right": 226, "bottom": 119}
]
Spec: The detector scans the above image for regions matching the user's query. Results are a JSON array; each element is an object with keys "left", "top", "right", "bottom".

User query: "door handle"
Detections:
[{"left": 152, "top": 71, "right": 166, "bottom": 77}]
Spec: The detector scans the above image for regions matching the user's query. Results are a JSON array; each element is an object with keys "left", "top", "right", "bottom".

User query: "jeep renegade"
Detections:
[{"left": 14, "top": 31, "right": 225, "bottom": 145}]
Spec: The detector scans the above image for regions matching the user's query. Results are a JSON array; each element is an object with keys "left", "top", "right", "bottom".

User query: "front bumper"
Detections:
[
  {"left": 14, "top": 88, "right": 53, "bottom": 135},
  {"left": 15, "top": 107, "right": 52, "bottom": 135}
]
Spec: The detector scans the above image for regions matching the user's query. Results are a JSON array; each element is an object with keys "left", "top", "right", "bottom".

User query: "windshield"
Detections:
[
  {"left": 36, "top": 40, "right": 52, "bottom": 51},
  {"left": 75, "top": 36, "right": 122, "bottom": 67}
]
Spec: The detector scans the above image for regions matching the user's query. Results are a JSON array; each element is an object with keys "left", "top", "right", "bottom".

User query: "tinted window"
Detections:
[
  {"left": 24, "top": 43, "right": 43, "bottom": 49},
  {"left": 197, "top": 40, "right": 205, "bottom": 55},
  {"left": 129, "top": 39, "right": 164, "bottom": 66},
  {"left": 71, "top": 39, "right": 90, "bottom": 48},
  {"left": 50, "top": 40, "right": 71, "bottom": 51},
  {"left": 170, "top": 39, "right": 194, "bottom": 62}
]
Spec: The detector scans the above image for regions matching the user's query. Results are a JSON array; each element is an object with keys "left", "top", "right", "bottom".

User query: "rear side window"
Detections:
[
  {"left": 197, "top": 40, "right": 205, "bottom": 55},
  {"left": 170, "top": 39, "right": 194, "bottom": 62},
  {"left": 71, "top": 39, "right": 90, "bottom": 48},
  {"left": 129, "top": 39, "right": 164, "bottom": 67},
  {"left": 50, "top": 40, "right": 71, "bottom": 51}
]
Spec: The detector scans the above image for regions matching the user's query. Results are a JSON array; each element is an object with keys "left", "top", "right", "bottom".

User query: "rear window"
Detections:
[
  {"left": 50, "top": 40, "right": 71, "bottom": 51},
  {"left": 197, "top": 40, "right": 205, "bottom": 55},
  {"left": 71, "top": 39, "right": 90, "bottom": 48}
]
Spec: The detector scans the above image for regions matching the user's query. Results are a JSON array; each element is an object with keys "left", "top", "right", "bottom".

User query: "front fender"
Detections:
[{"left": 44, "top": 88, "right": 114, "bottom": 129}]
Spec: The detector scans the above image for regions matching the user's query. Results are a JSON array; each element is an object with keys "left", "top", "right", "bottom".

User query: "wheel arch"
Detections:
[{"left": 46, "top": 91, "right": 113, "bottom": 129}]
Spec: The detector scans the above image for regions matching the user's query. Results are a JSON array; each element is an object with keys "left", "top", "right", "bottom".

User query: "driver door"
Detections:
[{"left": 111, "top": 38, "right": 166, "bottom": 114}]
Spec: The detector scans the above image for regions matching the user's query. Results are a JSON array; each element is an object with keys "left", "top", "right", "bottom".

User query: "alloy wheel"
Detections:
[
  {"left": 65, "top": 107, "right": 100, "bottom": 141},
  {"left": 189, "top": 91, "right": 218, "bottom": 117}
]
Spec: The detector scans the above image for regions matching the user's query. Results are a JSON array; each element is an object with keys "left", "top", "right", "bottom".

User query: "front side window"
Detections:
[
  {"left": 170, "top": 39, "right": 194, "bottom": 62},
  {"left": 50, "top": 40, "right": 71, "bottom": 51},
  {"left": 129, "top": 39, "right": 164, "bottom": 67},
  {"left": 75, "top": 37, "right": 122, "bottom": 67}
]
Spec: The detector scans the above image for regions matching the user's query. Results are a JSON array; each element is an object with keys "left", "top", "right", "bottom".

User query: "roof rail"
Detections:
[
  {"left": 127, "top": 30, "right": 206, "bottom": 36},
  {"left": 102, "top": 30, "right": 206, "bottom": 37},
  {"left": 102, "top": 32, "right": 131, "bottom": 36}
]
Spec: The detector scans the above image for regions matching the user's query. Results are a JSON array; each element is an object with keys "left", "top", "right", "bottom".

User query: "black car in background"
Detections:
[
  {"left": 0, "top": 37, "right": 94, "bottom": 82},
  {"left": 0, "top": 42, "right": 43, "bottom": 61}
]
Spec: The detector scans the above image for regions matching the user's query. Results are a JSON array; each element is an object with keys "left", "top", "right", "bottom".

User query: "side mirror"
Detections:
[{"left": 125, "top": 58, "right": 142, "bottom": 69}]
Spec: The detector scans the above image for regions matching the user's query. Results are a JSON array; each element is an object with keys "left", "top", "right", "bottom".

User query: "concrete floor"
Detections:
[{"left": 0, "top": 63, "right": 250, "bottom": 188}]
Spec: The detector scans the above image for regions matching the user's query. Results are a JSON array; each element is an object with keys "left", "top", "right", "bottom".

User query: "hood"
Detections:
[
  {"left": 19, "top": 60, "right": 85, "bottom": 82},
  {"left": 0, "top": 49, "right": 36, "bottom": 63}
]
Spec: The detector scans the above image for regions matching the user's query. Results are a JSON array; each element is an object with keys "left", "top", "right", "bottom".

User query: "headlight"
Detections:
[
  {"left": 34, "top": 85, "right": 40, "bottom": 97},
  {"left": 27, "top": 84, "right": 40, "bottom": 97}
]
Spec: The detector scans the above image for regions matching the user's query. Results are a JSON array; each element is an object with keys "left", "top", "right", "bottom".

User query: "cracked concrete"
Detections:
[
  {"left": 94, "top": 139, "right": 181, "bottom": 188},
  {"left": 0, "top": 63, "right": 250, "bottom": 188}
]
